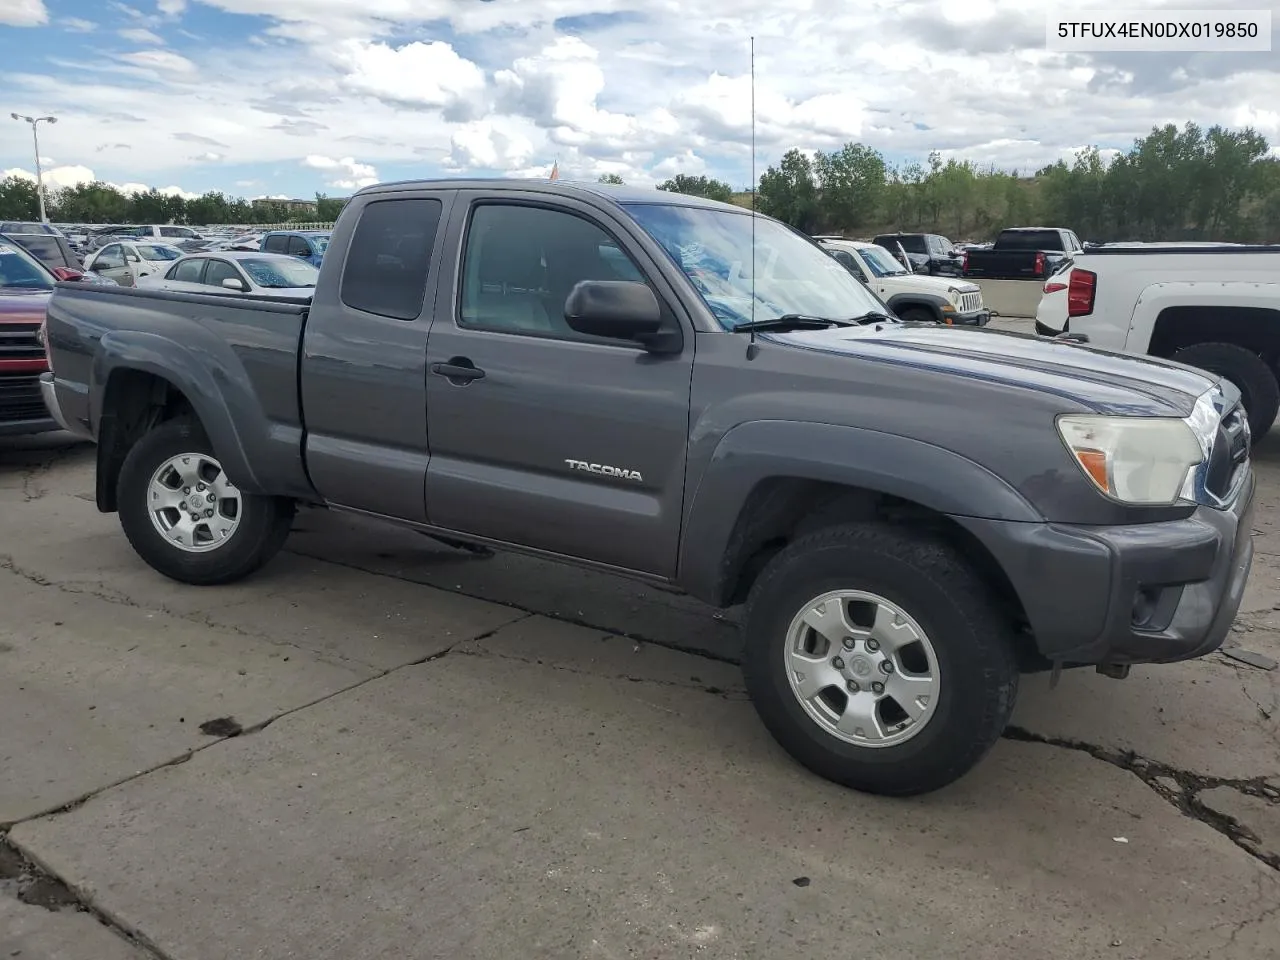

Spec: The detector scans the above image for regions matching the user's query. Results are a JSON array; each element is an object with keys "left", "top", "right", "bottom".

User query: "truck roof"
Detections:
[{"left": 355, "top": 178, "right": 749, "bottom": 214}]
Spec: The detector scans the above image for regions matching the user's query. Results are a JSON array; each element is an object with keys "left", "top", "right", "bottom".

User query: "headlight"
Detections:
[{"left": 1056, "top": 414, "right": 1206, "bottom": 504}]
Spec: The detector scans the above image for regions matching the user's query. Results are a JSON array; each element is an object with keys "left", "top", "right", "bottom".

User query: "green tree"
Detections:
[
  {"left": 657, "top": 174, "right": 734, "bottom": 203},
  {"left": 597, "top": 173, "right": 625, "bottom": 185},
  {"left": 756, "top": 149, "right": 820, "bottom": 232},
  {"left": 315, "top": 192, "right": 347, "bottom": 221},
  {"left": 814, "top": 142, "right": 886, "bottom": 231},
  {"left": 0, "top": 176, "right": 41, "bottom": 220}
]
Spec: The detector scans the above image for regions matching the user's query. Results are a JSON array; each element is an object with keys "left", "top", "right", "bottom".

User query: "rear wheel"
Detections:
[
  {"left": 741, "top": 522, "right": 1019, "bottom": 796},
  {"left": 117, "top": 419, "right": 295, "bottom": 584},
  {"left": 1171, "top": 341, "right": 1279, "bottom": 441}
]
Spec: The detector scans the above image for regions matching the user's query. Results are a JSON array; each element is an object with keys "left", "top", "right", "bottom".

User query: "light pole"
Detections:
[{"left": 10, "top": 113, "right": 57, "bottom": 223}]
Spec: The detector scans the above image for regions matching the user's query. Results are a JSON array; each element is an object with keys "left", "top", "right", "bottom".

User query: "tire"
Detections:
[
  {"left": 897, "top": 307, "right": 937, "bottom": 325},
  {"left": 1171, "top": 342, "right": 1279, "bottom": 441},
  {"left": 741, "top": 521, "right": 1019, "bottom": 796},
  {"left": 117, "top": 418, "right": 295, "bottom": 585}
]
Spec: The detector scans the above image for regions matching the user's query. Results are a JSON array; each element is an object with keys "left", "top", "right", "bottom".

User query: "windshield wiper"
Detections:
[
  {"left": 843, "top": 310, "right": 900, "bottom": 325},
  {"left": 731, "top": 314, "right": 855, "bottom": 332}
]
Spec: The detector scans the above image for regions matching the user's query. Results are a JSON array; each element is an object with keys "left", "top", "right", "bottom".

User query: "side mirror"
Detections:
[
  {"left": 565, "top": 280, "right": 669, "bottom": 350},
  {"left": 51, "top": 267, "right": 82, "bottom": 281},
  {"left": 221, "top": 277, "right": 246, "bottom": 291},
  {"left": 89, "top": 260, "right": 107, "bottom": 271}
]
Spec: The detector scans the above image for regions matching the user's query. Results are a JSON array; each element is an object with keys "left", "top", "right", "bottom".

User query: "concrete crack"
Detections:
[
  {"left": 285, "top": 547, "right": 739, "bottom": 664},
  {"left": 0, "top": 555, "right": 366, "bottom": 672},
  {"left": 454, "top": 643, "right": 749, "bottom": 700},
  {"left": 1, "top": 833, "right": 175, "bottom": 960},
  {"left": 1004, "top": 726, "right": 1280, "bottom": 872}
]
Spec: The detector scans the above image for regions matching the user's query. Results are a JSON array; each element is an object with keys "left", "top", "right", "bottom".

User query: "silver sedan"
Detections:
[{"left": 138, "top": 250, "right": 318, "bottom": 299}]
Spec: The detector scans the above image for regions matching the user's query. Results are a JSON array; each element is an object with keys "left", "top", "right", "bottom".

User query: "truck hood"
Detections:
[
  {"left": 883, "top": 273, "right": 978, "bottom": 296},
  {"left": 0, "top": 288, "right": 51, "bottom": 324},
  {"left": 765, "top": 322, "right": 1215, "bottom": 417}
]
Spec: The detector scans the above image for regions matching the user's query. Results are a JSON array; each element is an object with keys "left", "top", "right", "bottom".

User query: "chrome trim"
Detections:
[{"left": 38, "top": 372, "right": 76, "bottom": 434}]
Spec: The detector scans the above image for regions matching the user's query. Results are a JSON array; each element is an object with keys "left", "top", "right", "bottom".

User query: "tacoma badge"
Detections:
[{"left": 565, "top": 459, "right": 643, "bottom": 482}]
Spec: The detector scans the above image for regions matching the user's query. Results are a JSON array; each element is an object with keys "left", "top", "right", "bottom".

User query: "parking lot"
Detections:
[{"left": 2, "top": 318, "right": 1279, "bottom": 960}]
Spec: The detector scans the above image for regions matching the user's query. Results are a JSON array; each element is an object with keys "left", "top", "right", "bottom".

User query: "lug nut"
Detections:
[
  {"left": 205, "top": 509, "right": 214, "bottom": 518},
  {"left": 197, "top": 483, "right": 206, "bottom": 491},
  {"left": 183, "top": 487, "right": 190, "bottom": 495},
  {"left": 832, "top": 656, "right": 845, "bottom": 670},
  {"left": 846, "top": 680, "right": 859, "bottom": 692},
  {"left": 880, "top": 661, "right": 894, "bottom": 674},
  {"left": 842, "top": 637, "right": 855, "bottom": 650},
  {"left": 866, "top": 639, "right": 880, "bottom": 652},
  {"left": 207, "top": 493, "right": 216, "bottom": 503},
  {"left": 871, "top": 681, "right": 885, "bottom": 694},
  {"left": 179, "top": 501, "right": 187, "bottom": 510}
]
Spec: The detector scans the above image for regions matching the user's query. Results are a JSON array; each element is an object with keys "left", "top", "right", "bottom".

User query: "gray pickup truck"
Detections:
[{"left": 40, "top": 180, "right": 1255, "bottom": 797}]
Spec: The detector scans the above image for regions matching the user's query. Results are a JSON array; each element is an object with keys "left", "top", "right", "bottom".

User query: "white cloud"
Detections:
[
  {"left": 118, "top": 49, "right": 196, "bottom": 73},
  {"left": 330, "top": 38, "right": 485, "bottom": 109},
  {"left": 302, "top": 154, "right": 378, "bottom": 188},
  {"left": 3, "top": 163, "right": 198, "bottom": 198},
  {"left": 0, "top": 0, "right": 46, "bottom": 26},
  {"left": 5, "top": 0, "right": 1280, "bottom": 199},
  {"left": 118, "top": 27, "right": 164, "bottom": 43},
  {"left": 62, "top": 17, "right": 95, "bottom": 31}
]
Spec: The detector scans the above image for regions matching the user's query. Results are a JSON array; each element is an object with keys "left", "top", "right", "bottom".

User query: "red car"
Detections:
[{"left": 0, "top": 239, "right": 64, "bottom": 436}]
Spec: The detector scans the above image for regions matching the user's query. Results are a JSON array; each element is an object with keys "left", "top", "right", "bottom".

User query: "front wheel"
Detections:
[
  {"left": 741, "top": 522, "right": 1019, "bottom": 796},
  {"left": 1171, "top": 342, "right": 1279, "bottom": 442},
  {"left": 117, "top": 419, "right": 295, "bottom": 585}
]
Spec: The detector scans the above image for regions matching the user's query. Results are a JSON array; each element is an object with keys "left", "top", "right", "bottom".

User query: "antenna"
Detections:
[{"left": 748, "top": 34, "right": 758, "bottom": 356}]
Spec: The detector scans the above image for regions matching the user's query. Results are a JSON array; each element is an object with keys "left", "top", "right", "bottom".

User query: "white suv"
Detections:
[{"left": 817, "top": 238, "right": 989, "bottom": 325}]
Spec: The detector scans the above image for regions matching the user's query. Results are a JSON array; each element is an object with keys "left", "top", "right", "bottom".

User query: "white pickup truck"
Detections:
[{"left": 1035, "top": 244, "right": 1280, "bottom": 439}]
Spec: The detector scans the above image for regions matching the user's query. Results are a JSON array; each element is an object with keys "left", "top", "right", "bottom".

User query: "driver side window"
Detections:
[
  {"left": 458, "top": 203, "right": 651, "bottom": 343},
  {"left": 97, "top": 244, "right": 123, "bottom": 268}
]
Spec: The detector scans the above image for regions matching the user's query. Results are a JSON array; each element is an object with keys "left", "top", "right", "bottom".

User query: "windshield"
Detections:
[
  {"left": 857, "top": 245, "right": 910, "bottom": 277},
  {"left": 624, "top": 204, "right": 885, "bottom": 329},
  {"left": 137, "top": 244, "right": 183, "bottom": 261},
  {"left": 309, "top": 235, "right": 329, "bottom": 253},
  {"left": 241, "top": 257, "right": 320, "bottom": 288},
  {"left": 0, "top": 241, "right": 54, "bottom": 290}
]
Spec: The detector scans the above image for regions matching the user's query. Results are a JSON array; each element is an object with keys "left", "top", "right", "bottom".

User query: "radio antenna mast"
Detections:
[{"left": 748, "top": 34, "right": 758, "bottom": 356}]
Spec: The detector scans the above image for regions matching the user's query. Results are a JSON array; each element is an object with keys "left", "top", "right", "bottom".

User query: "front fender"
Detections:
[
  {"left": 92, "top": 329, "right": 300, "bottom": 497},
  {"left": 676, "top": 419, "right": 1041, "bottom": 605},
  {"left": 884, "top": 292, "right": 946, "bottom": 321}
]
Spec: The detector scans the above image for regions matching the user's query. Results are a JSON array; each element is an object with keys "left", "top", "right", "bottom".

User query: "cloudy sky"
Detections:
[{"left": 2, "top": 0, "right": 1279, "bottom": 201}]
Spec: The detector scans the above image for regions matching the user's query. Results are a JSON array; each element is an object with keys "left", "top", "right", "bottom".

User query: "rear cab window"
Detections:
[
  {"left": 339, "top": 197, "right": 443, "bottom": 319},
  {"left": 995, "top": 230, "right": 1065, "bottom": 250}
]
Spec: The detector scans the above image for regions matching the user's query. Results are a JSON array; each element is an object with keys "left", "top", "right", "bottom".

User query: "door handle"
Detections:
[{"left": 431, "top": 359, "right": 485, "bottom": 383}]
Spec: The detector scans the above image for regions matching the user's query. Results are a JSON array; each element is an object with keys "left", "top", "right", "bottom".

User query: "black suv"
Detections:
[{"left": 872, "top": 233, "right": 963, "bottom": 277}]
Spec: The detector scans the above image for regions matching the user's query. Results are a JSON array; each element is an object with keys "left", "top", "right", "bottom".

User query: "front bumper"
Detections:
[
  {"left": 946, "top": 308, "right": 990, "bottom": 327},
  {"left": 1, "top": 373, "right": 58, "bottom": 437},
  {"left": 38, "top": 372, "right": 78, "bottom": 434},
  {"left": 958, "top": 469, "right": 1256, "bottom": 666}
]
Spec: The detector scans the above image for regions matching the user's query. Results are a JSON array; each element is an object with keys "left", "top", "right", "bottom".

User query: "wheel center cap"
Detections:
[{"left": 849, "top": 656, "right": 873, "bottom": 677}]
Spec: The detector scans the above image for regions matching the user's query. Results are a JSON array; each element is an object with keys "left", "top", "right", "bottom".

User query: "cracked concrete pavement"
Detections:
[{"left": 3, "top": 386, "right": 1280, "bottom": 958}]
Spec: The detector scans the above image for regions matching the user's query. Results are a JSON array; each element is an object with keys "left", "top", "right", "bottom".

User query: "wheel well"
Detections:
[
  {"left": 718, "top": 478, "right": 1041, "bottom": 667},
  {"left": 96, "top": 369, "right": 197, "bottom": 512},
  {"left": 889, "top": 299, "right": 941, "bottom": 321},
  {"left": 1148, "top": 306, "right": 1280, "bottom": 364}
]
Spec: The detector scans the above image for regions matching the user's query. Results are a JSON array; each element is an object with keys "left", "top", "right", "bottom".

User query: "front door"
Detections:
[
  {"left": 92, "top": 244, "right": 133, "bottom": 286},
  {"left": 423, "top": 193, "right": 695, "bottom": 577}
]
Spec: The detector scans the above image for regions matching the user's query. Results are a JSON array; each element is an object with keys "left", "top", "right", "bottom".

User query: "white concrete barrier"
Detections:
[{"left": 974, "top": 278, "right": 1042, "bottom": 319}]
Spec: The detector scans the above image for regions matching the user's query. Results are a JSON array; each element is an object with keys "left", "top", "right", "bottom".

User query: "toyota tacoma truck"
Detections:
[
  {"left": 40, "top": 180, "right": 1255, "bottom": 797},
  {"left": 962, "top": 227, "right": 1083, "bottom": 280}
]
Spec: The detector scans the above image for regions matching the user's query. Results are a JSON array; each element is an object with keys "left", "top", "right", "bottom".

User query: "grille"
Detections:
[
  {"left": 0, "top": 374, "right": 48, "bottom": 422},
  {"left": 958, "top": 291, "right": 983, "bottom": 313},
  {"left": 1203, "top": 403, "right": 1249, "bottom": 502},
  {"left": 0, "top": 322, "right": 43, "bottom": 362}
]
